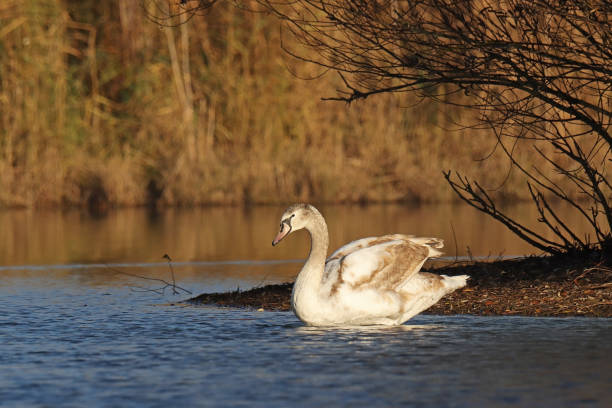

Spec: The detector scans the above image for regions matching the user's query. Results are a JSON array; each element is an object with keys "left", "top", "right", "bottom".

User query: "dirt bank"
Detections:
[{"left": 187, "top": 254, "right": 612, "bottom": 317}]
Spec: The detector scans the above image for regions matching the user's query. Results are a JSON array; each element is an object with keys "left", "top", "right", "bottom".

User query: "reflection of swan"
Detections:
[
  {"left": 272, "top": 204, "right": 468, "bottom": 326},
  {"left": 296, "top": 324, "right": 444, "bottom": 336}
]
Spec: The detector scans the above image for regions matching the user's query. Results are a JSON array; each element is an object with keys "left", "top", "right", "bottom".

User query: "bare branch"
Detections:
[{"left": 174, "top": 0, "right": 612, "bottom": 254}]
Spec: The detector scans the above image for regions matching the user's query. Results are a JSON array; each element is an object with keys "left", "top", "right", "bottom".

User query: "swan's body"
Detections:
[{"left": 272, "top": 204, "right": 468, "bottom": 326}]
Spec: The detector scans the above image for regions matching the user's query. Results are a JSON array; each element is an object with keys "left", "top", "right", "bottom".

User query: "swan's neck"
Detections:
[{"left": 292, "top": 214, "right": 329, "bottom": 320}]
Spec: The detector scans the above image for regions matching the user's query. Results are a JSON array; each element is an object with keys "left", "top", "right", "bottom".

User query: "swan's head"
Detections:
[{"left": 272, "top": 203, "right": 320, "bottom": 246}]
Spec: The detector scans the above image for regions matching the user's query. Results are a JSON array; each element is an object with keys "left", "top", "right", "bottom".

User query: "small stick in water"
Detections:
[
  {"left": 106, "top": 253, "right": 192, "bottom": 295},
  {"left": 163, "top": 254, "right": 178, "bottom": 295}
]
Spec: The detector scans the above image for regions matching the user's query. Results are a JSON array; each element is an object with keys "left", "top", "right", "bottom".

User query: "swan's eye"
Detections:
[{"left": 281, "top": 214, "right": 295, "bottom": 228}]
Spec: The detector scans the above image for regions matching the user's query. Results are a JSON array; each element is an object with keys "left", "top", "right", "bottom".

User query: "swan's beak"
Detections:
[{"left": 272, "top": 225, "right": 290, "bottom": 246}]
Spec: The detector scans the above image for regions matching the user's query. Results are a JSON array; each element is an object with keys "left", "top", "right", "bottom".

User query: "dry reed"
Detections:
[{"left": 0, "top": 0, "right": 567, "bottom": 208}]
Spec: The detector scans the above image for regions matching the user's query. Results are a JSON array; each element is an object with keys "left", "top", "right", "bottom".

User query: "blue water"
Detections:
[{"left": 1, "top": 266, "right": 611, "bottom": 407}]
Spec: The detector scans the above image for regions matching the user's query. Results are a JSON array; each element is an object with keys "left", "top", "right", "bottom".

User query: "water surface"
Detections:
[
  {"left": 1, "top": 272, "right": 610, "bottom": 407},
  {"left": 1, "top": 205, "right": 610, "bottom": 407},
  {"left": 0, "top": 202, "right": 597, "bottom": 269}
]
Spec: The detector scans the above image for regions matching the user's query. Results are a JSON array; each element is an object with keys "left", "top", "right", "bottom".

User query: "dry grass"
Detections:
[{"left": 0, "top": 0, "right": 571, "bottom": 208}]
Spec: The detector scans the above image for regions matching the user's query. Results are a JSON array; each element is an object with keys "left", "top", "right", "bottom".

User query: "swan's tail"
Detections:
[{"left": 441, "top": 274, "right": 469, "bottom": 291}]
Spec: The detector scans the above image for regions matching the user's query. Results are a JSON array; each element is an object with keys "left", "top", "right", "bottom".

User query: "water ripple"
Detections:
[{"left": 1, "top": 271, "right": 610, "bottom": 407}]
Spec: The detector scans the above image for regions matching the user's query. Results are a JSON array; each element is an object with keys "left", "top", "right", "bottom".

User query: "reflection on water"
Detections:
[
  {"left": 0, "top": 261, "right": 298, "bottom": 294},
  {"left": 296, "top": 324, "right": 444, "bottom": 335},
  {"left": 0, "top": 202, "right": 596, "bottom": 269},
  {"left": 1, "top": 202, "right": 597, "bottom": 291},
  {"left": 0, "top": 269, "right": 610, "bottom": 408}
]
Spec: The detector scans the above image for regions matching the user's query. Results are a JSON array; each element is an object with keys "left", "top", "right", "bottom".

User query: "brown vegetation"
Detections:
[{"left": 0, "top": 0, "right": 565, "bottom": 208}]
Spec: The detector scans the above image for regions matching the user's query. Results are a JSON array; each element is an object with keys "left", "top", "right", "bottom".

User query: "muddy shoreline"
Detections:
[{"left": 187, "top": 254, "right": 612, "bottom": 317}]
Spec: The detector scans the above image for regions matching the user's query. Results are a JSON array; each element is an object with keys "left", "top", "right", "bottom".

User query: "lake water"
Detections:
[{"left": 1, "top": 204, "right": 611, "bottom": 406}]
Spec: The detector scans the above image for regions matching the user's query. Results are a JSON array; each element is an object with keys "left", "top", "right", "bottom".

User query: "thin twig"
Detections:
[{"left": 106, "top": 257, "right": 192, "bottom": 295}]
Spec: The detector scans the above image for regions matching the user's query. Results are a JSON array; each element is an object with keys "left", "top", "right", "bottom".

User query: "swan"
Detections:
[{"left": 272, "top": 203, "right": 469, "bottom": 326}]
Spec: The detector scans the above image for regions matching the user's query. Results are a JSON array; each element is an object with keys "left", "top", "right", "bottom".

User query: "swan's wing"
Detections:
[
  {"left": 324, "top": 235, "right": 443, "bottom": 294},
  {"left": 327, "top": 234, "right": 411, "bottom": 262}
]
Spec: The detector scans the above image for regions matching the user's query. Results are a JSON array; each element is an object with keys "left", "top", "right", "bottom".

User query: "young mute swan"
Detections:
[{"left": 272, "top": 204, "right": 469, "bottom": 326}]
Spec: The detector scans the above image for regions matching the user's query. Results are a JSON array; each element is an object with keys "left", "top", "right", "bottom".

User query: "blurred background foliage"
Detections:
[{"left": 0, "top": 0, "right": 553, "bottom": 208}]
